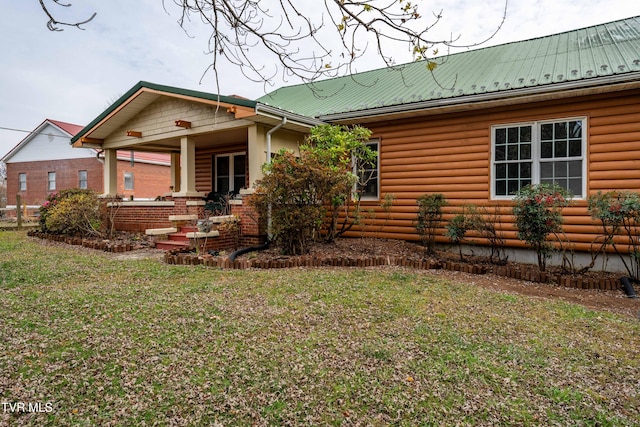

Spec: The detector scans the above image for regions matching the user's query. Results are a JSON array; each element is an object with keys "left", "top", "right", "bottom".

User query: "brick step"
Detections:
[{"left": 155, "top": 240, "right": 190, "bottom": 251}]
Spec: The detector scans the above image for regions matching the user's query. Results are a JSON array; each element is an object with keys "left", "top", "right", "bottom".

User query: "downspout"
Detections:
[
  {"left": 266, "top": 117, "right": 287, "bottom": 164},
  {"left": 265, "top": 117, "right": 287, "bottom": 240}
]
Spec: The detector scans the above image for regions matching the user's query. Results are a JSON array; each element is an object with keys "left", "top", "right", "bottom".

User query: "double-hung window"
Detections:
[
  {"left": 124, "top": 172, "right": 134, "bottom": 190},
  {"left": 78, "top": 170, "right": 88, "bottom": 189},
  {"left": 214, "top": 153, "right": 246, "bottom": 195},
  {"left": 47, "top": 172, "right": 56, "bottom": 191},
  {"left": 356, "top": 140, "right": 380, "bottom": 200},
  {"left": 492, "top": 118, "right": 585, "bottom": 198},
  {"left": 18, "top": 173, "right": 26, "bottom": 191}
]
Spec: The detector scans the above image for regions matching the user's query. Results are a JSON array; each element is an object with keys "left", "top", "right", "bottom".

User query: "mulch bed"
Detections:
[{"left": 163, "top": 238, "right": 625, "bottom": 292}]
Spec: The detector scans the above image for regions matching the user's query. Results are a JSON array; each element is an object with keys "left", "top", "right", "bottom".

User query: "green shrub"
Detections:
[
  {"left": 445, "top": 212, "right": 469, "bottom": 261},
  {"left": 40, "top": 189, "right": 101, "bottom": 236},
  {"left": 416, "top": 193, "right": 447, "bottom": 254},
  {"left": 250, "top": 125, "right": 375, "bottom": 255},
  {"left": 587, "top": 191, "right": 640, "bottom": 281},
  {"left": 512, "top": 184, "right": 571, "bottom": 271}
]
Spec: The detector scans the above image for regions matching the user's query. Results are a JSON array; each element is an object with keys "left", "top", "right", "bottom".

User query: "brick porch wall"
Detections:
[
  {"left": 109, "top": 194, "right": 267, "bottom": 250},
  {"left": 230, "top": 194, "right": 267, "bottom": 247}
]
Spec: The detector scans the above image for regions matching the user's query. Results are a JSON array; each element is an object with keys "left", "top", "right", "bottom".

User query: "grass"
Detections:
[{"left": 1, "top": 229, "right": 639, "bottom": 426}]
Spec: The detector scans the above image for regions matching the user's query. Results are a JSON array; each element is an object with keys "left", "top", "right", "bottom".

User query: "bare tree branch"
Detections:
[
  {"left": 35, "top": 0, "right": 508, "bottom": 94},
  {"left": 38, "top": 0, "right": 96, "bottom": 31}
]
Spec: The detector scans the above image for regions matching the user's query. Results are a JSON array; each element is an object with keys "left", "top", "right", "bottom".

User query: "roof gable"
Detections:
[
  {"left": 258, "top": 16, "right": 640, "bottom": 119},
  {"left": 1, "top": 119, "right": 92, "bottom": 163},
  {"left": 72, "top": 81, "right": 258, "bottom": 144}
]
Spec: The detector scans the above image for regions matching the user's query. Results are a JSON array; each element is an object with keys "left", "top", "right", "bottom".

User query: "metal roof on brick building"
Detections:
[{"left": 257, "top": 16, "right": 640, "bottom": 120}]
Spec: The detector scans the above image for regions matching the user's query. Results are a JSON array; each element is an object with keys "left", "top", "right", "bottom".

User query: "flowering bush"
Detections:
[
  {"left": 512, "top": 184, "right": 571, "bottom": 271},
  {"left": 39, "top": 189, "right": 101, "bottom": 236},
  {"left": 587, "top": 191, "right": 640, "bottom": 281},
  {"left": 39, "top": 192, "right": 64, "bottom": 231}
]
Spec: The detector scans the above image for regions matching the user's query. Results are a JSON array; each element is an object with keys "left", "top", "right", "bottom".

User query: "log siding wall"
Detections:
[{"left": 350, "top": 89, "right": 640, "bottom": 252}]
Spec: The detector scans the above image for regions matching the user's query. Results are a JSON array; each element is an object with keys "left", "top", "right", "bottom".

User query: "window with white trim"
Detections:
[
  {"left": 356, "top": 140, "right": 380, "bottom": 200},
  {"left": 78, "top": 170, "right": 88, "bottom": 189},
  {"left": 124, "top": 172, "right": 134, "bottom": 190},
  {"left": 18, "top": 173, "right": 26, "bottom": 191},
  {"left": 492, "top": 118, "right": 586, "bottom": 198},
  {"left": 214, "top": 152, "right": 246, "bottom": 194},
  {"left": 47, "top": 172, "right": 56, "bottom": 191}
]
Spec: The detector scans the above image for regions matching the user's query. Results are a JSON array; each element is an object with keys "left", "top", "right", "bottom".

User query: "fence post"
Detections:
[{"left": 16, "top": 195, "right": 22, "bottom": 229}]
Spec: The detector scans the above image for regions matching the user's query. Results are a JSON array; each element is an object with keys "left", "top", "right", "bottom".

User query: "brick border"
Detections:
[{"left": 162, "top": 250, "right": 621, "bottom": 292}]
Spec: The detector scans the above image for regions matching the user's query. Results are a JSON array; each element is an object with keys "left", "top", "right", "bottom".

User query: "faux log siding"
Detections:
[
  {"left": 347, "top": 89, "right": 640, "bottom": 253},
  {"left": 194, "top": 143, "right": 248, "bottom": 192}
]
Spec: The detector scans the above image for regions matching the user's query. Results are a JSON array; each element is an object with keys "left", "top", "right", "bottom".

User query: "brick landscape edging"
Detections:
[{"left": 162, "top": 250, "right": 621, "bottom": 292}]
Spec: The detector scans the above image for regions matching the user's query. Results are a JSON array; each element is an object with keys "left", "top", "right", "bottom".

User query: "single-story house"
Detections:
[
  {"left": 1, "top": 119, "right": 172, "bottom": 217},
  {"left": 70, "top": 16, "right": 640, "bottom": 258}
]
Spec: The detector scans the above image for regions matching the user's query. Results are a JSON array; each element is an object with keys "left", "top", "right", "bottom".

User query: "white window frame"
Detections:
[
  {"left": 18, "top": 173, "right": 26, "bottom": 191},
  {"left": 491, "top": 117, "right": 587, "bottom": 200},
  {"left": 47, "top": 172, "right": 56, "bottom": 191},
  {"left": 214, "top": 152, "right": 246, "bottom": 194},
  {"left": 78, "top": 170, "right": 88, "bottom": 189},
  {"left": 124, "top": 172, "right": 134, "bottom": 190},
  {"left": 355, "top": 140, "right": 380, "bottom": 201}
]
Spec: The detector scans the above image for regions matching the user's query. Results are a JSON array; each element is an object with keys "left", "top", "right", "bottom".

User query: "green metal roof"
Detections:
[{"left": 257, "top": 16, "right": 640, "bottom": 119}]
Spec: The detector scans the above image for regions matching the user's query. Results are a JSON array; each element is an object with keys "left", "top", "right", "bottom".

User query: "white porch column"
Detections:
[
  {"left": 174, "top": 136, "right": 202, "bottom": 197},
  {"left": 247, "top": 124, "right": 266, "bottom": 188},
  {"left": 170, "top": 152, "right": 181, "bottom": 193},
  {"left": 103, "top": 149, "right": 118, "bottom": 197}
]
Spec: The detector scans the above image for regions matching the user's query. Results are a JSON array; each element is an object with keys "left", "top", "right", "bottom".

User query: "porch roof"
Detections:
[{"left": 71, "top": 81, "right": 323, "bottom": 147}]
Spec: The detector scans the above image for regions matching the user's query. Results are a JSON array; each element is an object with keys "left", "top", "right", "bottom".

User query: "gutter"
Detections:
[
  {"left": 318, "top": 72, "right": 640, "bottom": 122},
  {"left": 255, "top": 103, "right": 325, "bottom": 130}
]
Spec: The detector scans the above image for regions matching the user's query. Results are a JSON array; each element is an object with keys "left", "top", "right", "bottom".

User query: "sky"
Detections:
[{"left": 1, "top": 0, "right": 640, "bottom": 159}]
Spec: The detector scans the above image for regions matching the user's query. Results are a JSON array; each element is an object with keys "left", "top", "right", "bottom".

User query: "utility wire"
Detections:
[{"left": 0, "top": 126, "right": 73, "bottom": 139}]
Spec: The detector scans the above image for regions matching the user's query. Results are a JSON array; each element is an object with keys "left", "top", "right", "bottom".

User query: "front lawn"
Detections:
[{"left": 1, "top": 230, "right": 639, "bottom": 426}]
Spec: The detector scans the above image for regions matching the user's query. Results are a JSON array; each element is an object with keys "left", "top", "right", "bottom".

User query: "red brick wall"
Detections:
[
  {"left": 109, "top": 203, "right": 175, "bottom": 232},
  {"left": 116, "top": 160, "right": 171, "bottom": 199},
  {"left": 230, "top": 195, "right": 267, "bottom": 246},
  {"left": 6, "top": 158, "right": 104, "bottom": 206},
  {"left": 6, "top": 159, "right": 171, "bottom": 208}
]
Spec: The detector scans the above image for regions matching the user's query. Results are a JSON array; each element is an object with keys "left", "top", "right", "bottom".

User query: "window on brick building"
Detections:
[
  {"left": 124, "top": 172, "right": 134, "bottom": 190},
  {"left": 18, "top": 173, "right": 26, "bottom": 191},
  {"left": 48, "top": 172, "right": 56, "bottom": 191},
  {"left": 78, "top": 170, "right": 88, "bottom": 189}
]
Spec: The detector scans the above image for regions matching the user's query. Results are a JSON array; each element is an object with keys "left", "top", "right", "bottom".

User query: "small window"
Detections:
[
  {"left": 124, "top": 172, "right": 134, "bottom": 190},
  {"left": 356, "top": 140, "right": 380, "bottom": 200},
  {"left": 78, "top": 170, "right": 88, "bottom": 189},
  {"left": 18, "top": 173, "right": 26, "bottom": 191},
  {"left": 48, "top": 172, "right": 56, "bottom": 191}
]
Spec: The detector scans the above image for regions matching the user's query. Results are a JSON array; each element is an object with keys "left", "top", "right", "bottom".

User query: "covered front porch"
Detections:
[{"left": 71, "top": 81, "right": 323, "bottom": 249}]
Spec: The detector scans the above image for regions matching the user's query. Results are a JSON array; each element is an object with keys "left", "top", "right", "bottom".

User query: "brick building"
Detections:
[{"left": 1, "top": 119, "right": 171, "bottom": 216}]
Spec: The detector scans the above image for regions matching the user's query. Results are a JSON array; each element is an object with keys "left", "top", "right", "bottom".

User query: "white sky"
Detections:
[{"left": 1, "top": 0, "right": 640, "bottom": 158}]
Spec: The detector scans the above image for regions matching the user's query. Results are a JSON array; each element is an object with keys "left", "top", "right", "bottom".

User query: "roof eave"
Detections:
[
  {"left": 255, "top": 103, "right": 326, "bottom": 129},
  {"left": 319, "top": 72, "right": 640, "bottom": 123}
]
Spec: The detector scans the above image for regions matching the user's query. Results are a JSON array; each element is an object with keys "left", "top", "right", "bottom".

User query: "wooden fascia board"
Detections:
[{"left": 73, "top": 137, "right": 104, "bottom": 148}]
